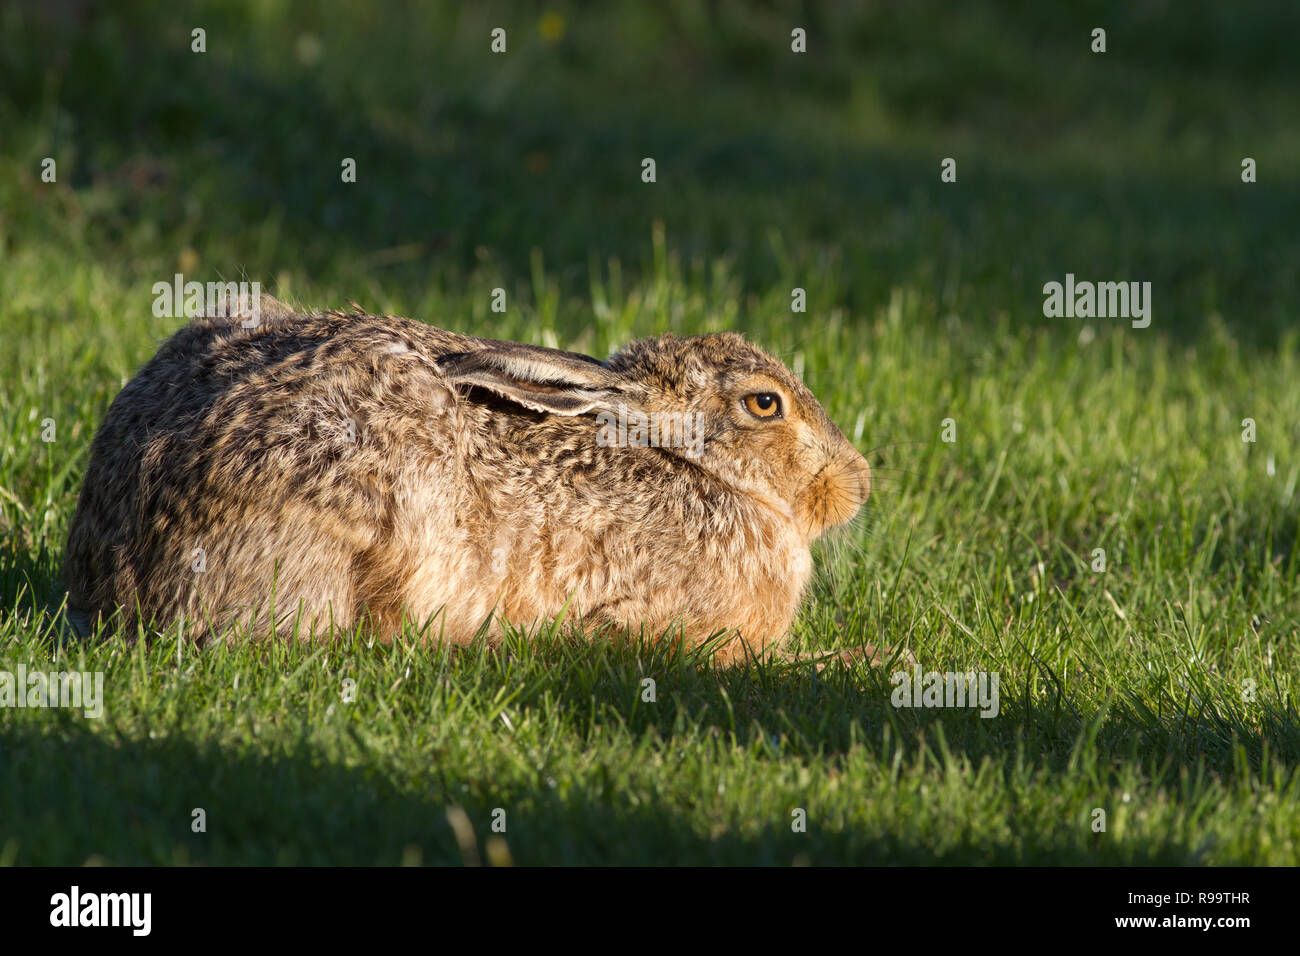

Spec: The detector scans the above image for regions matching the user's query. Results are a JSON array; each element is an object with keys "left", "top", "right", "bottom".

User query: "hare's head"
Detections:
[
  {"left": 439, "top": 331, "right": 869, "bottom": 542},
  {"left": 609, "top": 333, "right": 869, "bottom": 541}
]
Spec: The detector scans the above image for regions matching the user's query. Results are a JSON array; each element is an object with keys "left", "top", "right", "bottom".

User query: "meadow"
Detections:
[{"left": 0, "top": 0, "right": 1297, "bottom": 864}]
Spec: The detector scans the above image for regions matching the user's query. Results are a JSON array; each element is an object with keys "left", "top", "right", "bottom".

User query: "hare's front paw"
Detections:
[
  {"left": 776, "top": 644, "right": 915, "bottom": 672},
  {"left": 832, "top": 644, "right": 916, "bottom": 669}
]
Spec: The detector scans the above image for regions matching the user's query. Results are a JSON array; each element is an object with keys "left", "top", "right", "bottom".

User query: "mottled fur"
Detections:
[{"left": 63, "top": 298, "right": 871, "bottom": 664}]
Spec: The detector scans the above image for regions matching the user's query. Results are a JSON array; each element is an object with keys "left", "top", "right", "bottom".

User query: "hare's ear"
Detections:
[{"left": 438, "top": 344, "right": 624, "bottom": 416}]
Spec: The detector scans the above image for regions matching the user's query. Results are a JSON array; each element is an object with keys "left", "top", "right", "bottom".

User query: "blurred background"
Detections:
[{"left": 2, "top": 0, "right": 1297, "bottom": 343}]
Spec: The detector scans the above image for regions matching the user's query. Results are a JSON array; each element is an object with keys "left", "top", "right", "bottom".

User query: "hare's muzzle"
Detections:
[{"left": 799, "top": 444, "right": 871, "bottom": 540}]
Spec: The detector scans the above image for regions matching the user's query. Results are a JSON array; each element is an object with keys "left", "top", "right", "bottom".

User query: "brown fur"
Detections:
[{"left": 62, "top": 297, "right": 871, "bottom": 664}]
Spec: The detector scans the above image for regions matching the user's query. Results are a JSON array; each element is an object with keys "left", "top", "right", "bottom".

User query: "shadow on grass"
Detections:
[
  {"left": 3, "top": 627, "right": 1296, "bottom": 864},
  {"left": 0, "top": 540, "right": 62, "bottom": 621},
  {"left": 0, "top": 709, "right": 1259, "bottom": 866},
  {"left": 496, "top": 635, "right": 1300, "bottom": 774}
]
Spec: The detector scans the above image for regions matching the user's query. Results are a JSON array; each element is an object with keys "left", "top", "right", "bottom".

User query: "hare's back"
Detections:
[{"left": 101, "top": 309, "right": 468, "bottom": 463}]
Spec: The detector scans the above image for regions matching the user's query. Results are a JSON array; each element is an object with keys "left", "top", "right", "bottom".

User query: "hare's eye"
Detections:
[{"left": 744, "top": 393, "right": 782, "bottom": 419}]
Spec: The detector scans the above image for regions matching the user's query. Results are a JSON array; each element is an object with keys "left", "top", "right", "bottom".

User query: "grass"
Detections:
[{"left": 0, "top": 0, "right": 1298, "bottom": 864}]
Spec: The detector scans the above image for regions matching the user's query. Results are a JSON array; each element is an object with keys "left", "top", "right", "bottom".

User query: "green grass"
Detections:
[{"left": 1, "top": 0, "right": 1298, "bottom": 864}]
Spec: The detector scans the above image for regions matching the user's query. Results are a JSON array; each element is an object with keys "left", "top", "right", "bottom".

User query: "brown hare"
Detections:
[{"left": 63, "top": 296, "right": 878, "bottom": 666}]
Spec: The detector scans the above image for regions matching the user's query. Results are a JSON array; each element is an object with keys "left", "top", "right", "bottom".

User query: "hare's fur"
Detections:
[{"left": 64, "top": 298, "right": 871, "bottom": 664}]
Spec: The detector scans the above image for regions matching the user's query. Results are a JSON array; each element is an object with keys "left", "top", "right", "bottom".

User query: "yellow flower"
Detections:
[{"left": 538, "top": 12, "right": 565, "bottom": 43}]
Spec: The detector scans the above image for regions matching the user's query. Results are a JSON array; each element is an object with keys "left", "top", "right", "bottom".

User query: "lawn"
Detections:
[{"left": 0, "top": 0, "right": 1297, "bottom": 864}]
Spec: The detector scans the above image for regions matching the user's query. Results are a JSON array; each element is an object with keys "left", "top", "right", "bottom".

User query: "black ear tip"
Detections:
[
  {"left": 436, "top": 351, "right": 502, "bottom": 381},
  {"left": 436, "top": 351, "right": 474, "bottom": 369}
]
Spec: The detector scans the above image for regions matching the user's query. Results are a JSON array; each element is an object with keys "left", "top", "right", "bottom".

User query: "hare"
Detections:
[{"left": 63, "top": 296, "right": 878, "bottom": 665}]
